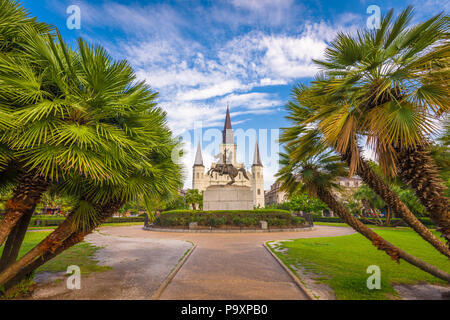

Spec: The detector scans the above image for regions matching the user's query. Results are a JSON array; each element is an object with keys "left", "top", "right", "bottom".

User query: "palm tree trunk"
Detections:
[
  {"left": 0, "top": 169, "right": 48, "bottom": 247},
  {"left": 317, "top": 188, "right": 450, "bottom": 282},
  {"left": 0, "top": 200, "right": 123, "bottom": 288},
  {"left": 396, "top": 145, "right": 450, "bottom": 246},
  {"left": 3, "top": 229, "right": 86, "bottom": 290},
  {"left": 385, "top": 207, "right": 392, "bottom": 226},
  {"left": 346, "top": 154, "right": 450, "bottom": 258},
  {"left": 0, "top": 208, "right": 34, "bottom": 272}
]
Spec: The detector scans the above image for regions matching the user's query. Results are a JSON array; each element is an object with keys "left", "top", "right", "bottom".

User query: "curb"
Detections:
[
  {"left": 151, "top": 244, "right": 197, "bottom": 300},
  {"left": 143, "top": 226, "right": 314, "bottom": 233},
  {"left": 263, "top": 242, "right": 315, "bottom": 300}
]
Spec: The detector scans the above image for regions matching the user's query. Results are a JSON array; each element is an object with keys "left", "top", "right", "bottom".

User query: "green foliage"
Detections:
[
  {"left": 306, "top": 6, "right": 449, "bottom": 176},
  {"left": 155, "top": 209, "right": 306, "bottom": 228},
  {"left": 287, "top": 193, "right": 328, "bottom": 213},
  {"left": 266, "top": 202, "right": 291, "bottom": 211},
  {"left": 184, "top": 189, "right": 203, "bottom": 210},
  {"left": 165, "top": 194, "right": 189, "bottom": 211},
  {"left": 27, "top": 216, "right": 145, "bottom": 227},
  {"left": 391, "top": 185, "right": 427, "bottom": 217},
  {"left": 353, "top": 185, "right": 385, "bottom": 211},
  {"left": 0, "top": 274, "right": 35, "bottom": 299},
  {"left": 0, "top": 2, "right": 184, "bottom": 245},
  {"left": 349, "top": 183, "right": 427, "bottom": 217}
]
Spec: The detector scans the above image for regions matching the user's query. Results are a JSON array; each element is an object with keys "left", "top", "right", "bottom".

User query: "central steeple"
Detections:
[{"left": 222, "top": 106, "right": 234, "bottom": 144}]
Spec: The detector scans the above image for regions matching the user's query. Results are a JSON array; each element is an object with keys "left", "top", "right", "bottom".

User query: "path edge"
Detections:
[
  {"left": 263, "top": 242, "right": 315, "bottom": 300},
  {"left": 151, "top": 243, "right": 197, "bottom": 300}
]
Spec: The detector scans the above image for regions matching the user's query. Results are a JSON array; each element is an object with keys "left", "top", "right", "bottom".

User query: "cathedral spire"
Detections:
[
  {"left": 222, "top": 105, "right": 234, "bottom": 144},
  {"left": 224, "top": 105, "right": 232, "bottom": 130},
  {"left": 252, "top": 141, "right": 262, "bottom": 166},
  {"left": 193, "top": 142, "right": 203, "bottom": 166}
]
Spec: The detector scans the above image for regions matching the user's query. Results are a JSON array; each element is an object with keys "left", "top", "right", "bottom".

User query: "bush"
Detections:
[
  {"left": 31, "top": 217, "right": 65, "bottom": 227},
  {"left": 28, "top": 215, "right": 145, "bottom": 227},
  {"left": 156, "top": 209, "right": 307, "bottom": 228}
]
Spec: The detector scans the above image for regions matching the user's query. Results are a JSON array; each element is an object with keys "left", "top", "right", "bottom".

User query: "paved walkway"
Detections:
[
  {"left": 31, "top": 232, "right": 192, "bottom": 300},
  {"left": 101, "top": 225, "right": 355, "bottom": 300}
]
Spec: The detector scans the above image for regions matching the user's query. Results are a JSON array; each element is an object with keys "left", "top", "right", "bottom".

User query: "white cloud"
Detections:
[
  {"left": 177, "top": 80, "right": 244, "bottom": 101},
  {"left": 231, "top": 0, "right": 294, "bottom": 11},
  {"left": 54, "top": 1, "right": 363, "bottom": 188}
]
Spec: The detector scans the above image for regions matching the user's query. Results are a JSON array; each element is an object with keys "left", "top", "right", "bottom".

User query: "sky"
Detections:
[{"left": 19, "top": 0, "right": 449, "bottom": 189}]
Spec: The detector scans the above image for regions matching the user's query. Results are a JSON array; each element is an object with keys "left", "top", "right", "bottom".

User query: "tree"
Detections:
[
  {"left": 276, "top": 148, "right": 449, "bottom": 282},
  {"left": 0, "top": 0, "right": 53, "bottom": 267},
  {"left": 287, "top": 193, "right": 328, "bottom": 214},
  {"left": 352, "top": 185, "right": 386, "bottom": 225},
  {"left": 311, "top": 6, "right": 449, "bottom": 244},
  {"left": 0, "top": 130, "right": 183, "bottom": 290},
  {"left": 0, "top": 15, "right": 170, "bottom": 272},
  {"left": 282, "top": 83, "right": 450, "bottom": 258},
  {"left": 0, "top": 17, "right": 183, "bottom": 287},
  {"left": 164, "top": 194, "right": 189, "bottom": 211},
  {"left": 184, "top": 189, "right": 203, "bottom": 210}
]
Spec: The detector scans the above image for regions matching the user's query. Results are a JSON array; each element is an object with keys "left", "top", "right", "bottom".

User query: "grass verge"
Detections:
[
  {"left": 0, "top": 231, "right": 110, "bottom": 299},
  {"left": 267, "top": 227, "right": 449, "bottom": 300}
]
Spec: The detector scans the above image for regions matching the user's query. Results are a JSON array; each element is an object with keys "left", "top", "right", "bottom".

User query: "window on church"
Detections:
[
  {"left": 196, "top": 173, "right": 199, "bottom": 179},
  {"left": 257, "top": 189, "right": 261, "bottom": 195}
]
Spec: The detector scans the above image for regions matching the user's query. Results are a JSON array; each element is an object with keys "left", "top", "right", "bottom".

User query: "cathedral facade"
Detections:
[{"left": 192, "top": 107, "right": 265, "bottom": 208}]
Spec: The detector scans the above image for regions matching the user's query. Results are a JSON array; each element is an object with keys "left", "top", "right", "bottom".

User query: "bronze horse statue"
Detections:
[{"left": 207, "top": 163, "right": 249, "bottom": 185}]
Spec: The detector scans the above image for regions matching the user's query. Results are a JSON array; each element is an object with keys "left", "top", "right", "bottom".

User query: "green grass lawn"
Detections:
[
  {"left": 0, "top": 231, "right": 110, "bottom": 276},
  {"left": 313, "top": 222, "right": 352, "bottom": 227},
  {"left": 268, "top": 227, "right": 450, "bottom": 300},
  {"left": 314, "top": 222, "right": 414, "bottom": 230}
]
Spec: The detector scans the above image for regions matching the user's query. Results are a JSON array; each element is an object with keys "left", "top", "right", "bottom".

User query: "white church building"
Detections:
[{"left": 192, "top": 107, "right": 265, "bottom": 208}]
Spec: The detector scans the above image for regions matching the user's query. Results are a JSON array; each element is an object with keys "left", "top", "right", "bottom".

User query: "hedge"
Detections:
[
  {"left": 154, "top": 209, "right": 306, "bottom": 228},
  {"left": 104, "top": 217, "right": 145, "bottom": 223},
  {"left": 312, "top": 216, "right": 436, "bottom": 227},
  {"left": 28, "top": 216, "right": 145, "bottom": 227}
]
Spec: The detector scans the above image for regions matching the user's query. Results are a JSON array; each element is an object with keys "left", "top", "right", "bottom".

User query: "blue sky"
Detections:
[{"left": 19, "top": 0, "right": 449, "bottom": 188}]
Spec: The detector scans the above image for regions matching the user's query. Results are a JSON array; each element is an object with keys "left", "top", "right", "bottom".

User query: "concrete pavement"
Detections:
[{"left": 102, "top": 225, "right": 355, "bottom": 300}]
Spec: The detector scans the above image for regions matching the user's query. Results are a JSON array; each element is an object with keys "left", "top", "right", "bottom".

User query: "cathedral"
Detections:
[{"left": 192, "top": 107, "right": 265, "bottom": 208}]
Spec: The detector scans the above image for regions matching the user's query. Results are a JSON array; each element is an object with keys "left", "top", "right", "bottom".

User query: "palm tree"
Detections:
[
  {"left": 0, "top": 104, "right": 184, "bottom": 289},
  {"left": 283, "top": 84, "right": 450, "bottom": 258},
  {"left": 185, "top": 189, "right": 203, "bottom": 210},
  {"left": 276, "top": 149, "right": 450, "bottom": 282},
  {"left": 0, "top": 25, "right": 162, "bottom": 270},
  {"left": 0, "top": 0, "right": 54, "bottom": 270},
  {"left": 311, "top": 6, "right": 449, "bottom": 244}
]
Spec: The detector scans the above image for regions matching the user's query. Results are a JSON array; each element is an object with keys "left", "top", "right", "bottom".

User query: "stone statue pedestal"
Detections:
[{"left": 203, "top": 185, "right": 253, "bottom": 210}]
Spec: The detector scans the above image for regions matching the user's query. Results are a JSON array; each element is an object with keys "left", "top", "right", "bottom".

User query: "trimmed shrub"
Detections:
[
  {"left": 155, "top": 209, "right": 307, "bottom": 228},
  {"left": 28, "top": 215, "right": 145, "bottom": 227},
  {"left": 104, "top": 217, "right": 145, "bottom": 223}
]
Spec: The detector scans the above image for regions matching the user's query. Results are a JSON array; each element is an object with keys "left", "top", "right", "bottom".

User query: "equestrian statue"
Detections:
[{"left": 207, "top": 148, "right": 249, "bottom": 185}]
